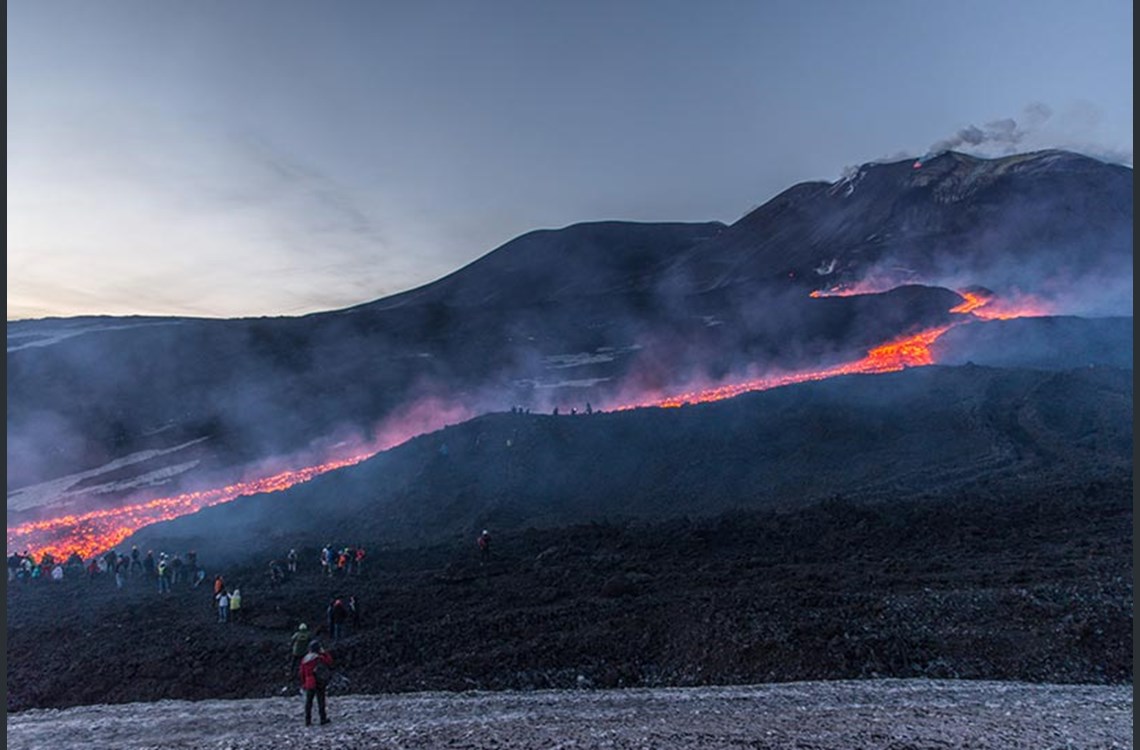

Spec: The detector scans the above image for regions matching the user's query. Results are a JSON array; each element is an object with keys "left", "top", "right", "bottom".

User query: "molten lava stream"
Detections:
[
  {"left": 6, "top": 454, "right": 376, "bottom": 562},
  {"left": 7, "top": 286, "right": 1048, "bottom": 561},
  {"left": 614, "top": 325, "right": 953, "bottom": 411}
]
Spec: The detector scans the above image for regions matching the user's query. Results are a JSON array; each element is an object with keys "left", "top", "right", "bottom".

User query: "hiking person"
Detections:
[
  {"left": 8, "top": 552, "right": 21, "bottom": 582},
  {"left": 130, "top": 545, "right": 142, "bottom": 575},
  {"left": 327, "top": 597, "right": 348, "bottom": 642},
  {"left": 298, "top": 640, "right": 333, "bottom": 726},
  {"left": 214, "top": 574, "right": 226, "bottom": 597},
  {"left": 268, "top": 560, "right": 285, "bottom": 587},
  {"left": 170, "top": 553, "right": 184, "bottom": 586},
  {"left": 289, "top": 622, "right": 311, "bottom": 676},
  {"left": 287, "top": 548, "right": 298, "bottom": 574},
  {"left": 143, "top": 550, "right": 156, "bottom": 578},
  {"left": 477, "top": 529, "right": 492, "bottom": 565},
  {"left": 114, "top": 554, "right": 127, "bottom": 589},
  {"left": 157, "top": 555, "right": 171, "bottom": 594},
  {"left": 216, "top": 589, "right": 230, "bottom": 623},
  {"left": 348, "top": 595, "right": 361, "bottom": 630},
  {"left": 229, "top": 588, "right": 242, "bottom": 623},
  {"left": 354, "top": 546, "right": 366, "bottom": 576}
]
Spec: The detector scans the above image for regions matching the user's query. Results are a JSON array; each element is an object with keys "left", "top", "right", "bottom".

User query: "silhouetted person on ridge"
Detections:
[
  {"left": 348, "top": 595, "right": 361, "bottom": 630},
  {"left": 477, "top": 529, "right": 492, "bottom": 565},
  {"left": 327, "top": 597, "right": 348, "bottom": 641}
]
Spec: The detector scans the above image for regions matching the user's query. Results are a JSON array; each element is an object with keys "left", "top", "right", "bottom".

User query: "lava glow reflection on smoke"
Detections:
[
  {"left": 611, "top": 325, "right": 951, "bottom": 411},
  {"left": 6, "top": 289, "right": 1048, "bottom": 560}
]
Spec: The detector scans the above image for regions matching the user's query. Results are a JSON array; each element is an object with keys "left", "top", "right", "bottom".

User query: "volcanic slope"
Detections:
[
  {"left": 7, "top": 150, "right": 1132, "bottom": 521},
  {"left": 122, "top": 362, "right": 1133, "bottom": 565},
  {"left": 6, "top": 366, "right": 1131, "bottom": 711}
]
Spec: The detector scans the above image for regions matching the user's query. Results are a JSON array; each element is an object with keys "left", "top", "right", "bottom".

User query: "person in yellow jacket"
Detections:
[{"left": 229, "top": 587, "right": 242, "bottom": 623}]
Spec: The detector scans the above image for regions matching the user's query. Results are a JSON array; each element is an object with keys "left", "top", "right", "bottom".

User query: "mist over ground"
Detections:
[{"left": 6, "top": 150, "right": 1133, "bottom": 536}]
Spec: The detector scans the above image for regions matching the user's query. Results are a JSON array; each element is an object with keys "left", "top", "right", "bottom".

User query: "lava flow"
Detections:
[
  {"left": 613, "top": 287, "right": 1048, "bottom": 410},
  {"left": 7, "top": 288, "right": 1048, "bottom": 561},
  {"left": 6, "top": 454, "right": 378, "bottom": 562},
  {"left": 613, "top": 325, "right": 952, "bottom": 411}
]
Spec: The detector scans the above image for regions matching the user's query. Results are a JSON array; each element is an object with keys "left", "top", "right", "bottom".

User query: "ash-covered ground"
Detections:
[{"left": 7, "top": 679, "right": 1132, "bottom": 750}]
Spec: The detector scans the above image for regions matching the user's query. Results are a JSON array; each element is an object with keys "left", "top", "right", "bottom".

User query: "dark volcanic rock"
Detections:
[
  {"left": 124, "top": 364, "right": 1133, "bottom": 565},
  {"left": 6, "top": 471, "right": 1131, "bottom": 712}
]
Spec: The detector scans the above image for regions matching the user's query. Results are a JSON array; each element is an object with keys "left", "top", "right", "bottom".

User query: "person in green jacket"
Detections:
[
  {"left": 289, "top": 623, "right": 311, "bottom": 676},
  {"left": 229, "top": 588, "right": 242, "bottom": 623}
]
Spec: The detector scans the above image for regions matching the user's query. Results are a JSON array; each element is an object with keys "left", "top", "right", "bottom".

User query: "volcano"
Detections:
[
  {"left": 5, "top": 149, "right": 1133, "bottom": 555},
  {"left": 5, "top": 148, "right": 1133, "bottom": 713}
]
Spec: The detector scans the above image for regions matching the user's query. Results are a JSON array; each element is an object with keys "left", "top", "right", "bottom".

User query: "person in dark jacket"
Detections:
[
  {"left": 348, "top": 595, "right": 361, "bottom": 630},
  {"left": 298, "top": 640, "right": 333, "bottom": 726},
  {"left": 327, "top": 597, "right": 348, "bottom": 641},
  {"left": 477, "top": 529, "right": 492, "bottom": 565}
]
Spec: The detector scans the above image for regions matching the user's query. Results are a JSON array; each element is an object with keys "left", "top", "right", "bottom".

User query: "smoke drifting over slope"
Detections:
[{"left": 6, "top": 149, "right": 1132, "bottom": 558}]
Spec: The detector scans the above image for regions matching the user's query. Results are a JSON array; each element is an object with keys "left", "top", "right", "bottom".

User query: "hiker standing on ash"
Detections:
[{"left": 298, "top": 640, "right": 334, "bottom": 726}]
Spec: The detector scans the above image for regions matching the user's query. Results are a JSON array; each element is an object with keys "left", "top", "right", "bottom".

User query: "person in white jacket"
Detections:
[{"left": 216, "top": 590, "right": 230, "bottom": 623}]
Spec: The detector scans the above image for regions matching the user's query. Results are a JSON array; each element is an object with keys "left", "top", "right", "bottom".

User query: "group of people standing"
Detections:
[
  {"left": 319, "top": 544, "right": 366, "bottom": 577},
  {"left": 326, "top": 595, "right": 361, "bottom": 641},
  {"left": 7, "top": 549, "right": 82, "bottom": 583},
  {"left": 213, "top": 574, "right": 242, "bottom": 623},
  {"left": 8, "top": 546, "right": 211, "bottom": 592}
]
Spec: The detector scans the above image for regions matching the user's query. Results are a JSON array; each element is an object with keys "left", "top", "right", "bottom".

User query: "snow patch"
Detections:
[
  {"left": 6, "top": 320, "right": 183, "bottom": 353},
  {"left": 6, "top": 438, "right": 209, "bottom": 513}
]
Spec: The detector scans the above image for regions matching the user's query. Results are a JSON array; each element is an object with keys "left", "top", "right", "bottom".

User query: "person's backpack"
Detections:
[{"left": 312, "top": 658, "right": 333, "bottom": 688}]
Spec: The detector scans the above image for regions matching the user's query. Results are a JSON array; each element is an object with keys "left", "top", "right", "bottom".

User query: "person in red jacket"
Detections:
[{"left": 298, "top": 640, "right": 333, "bottom": 726}]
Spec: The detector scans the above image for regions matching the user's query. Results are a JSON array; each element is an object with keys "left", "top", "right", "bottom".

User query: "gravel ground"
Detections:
[{"left": 7, "top": 679, "right": 1132, "bottom": 750}]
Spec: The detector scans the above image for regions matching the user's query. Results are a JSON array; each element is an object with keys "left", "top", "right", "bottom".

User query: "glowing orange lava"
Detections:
[
  {"left": 6, "top": 454, "right": 377, "bottom": 562},
  {"left": 7, "top": 287, "right": 1050, "bottom": 561},
  {"left": 614, "top": 325, "right": 952, "bottom": 411}
]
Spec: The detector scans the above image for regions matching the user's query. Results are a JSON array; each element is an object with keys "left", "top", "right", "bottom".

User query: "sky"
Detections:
[{"left": 6, "top": 0, "right": 1133, "bottom": 321}]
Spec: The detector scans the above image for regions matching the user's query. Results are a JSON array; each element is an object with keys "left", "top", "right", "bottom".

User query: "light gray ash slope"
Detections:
[{"left": 8, "top": 679, "right": 1132, "bottom": 750}]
